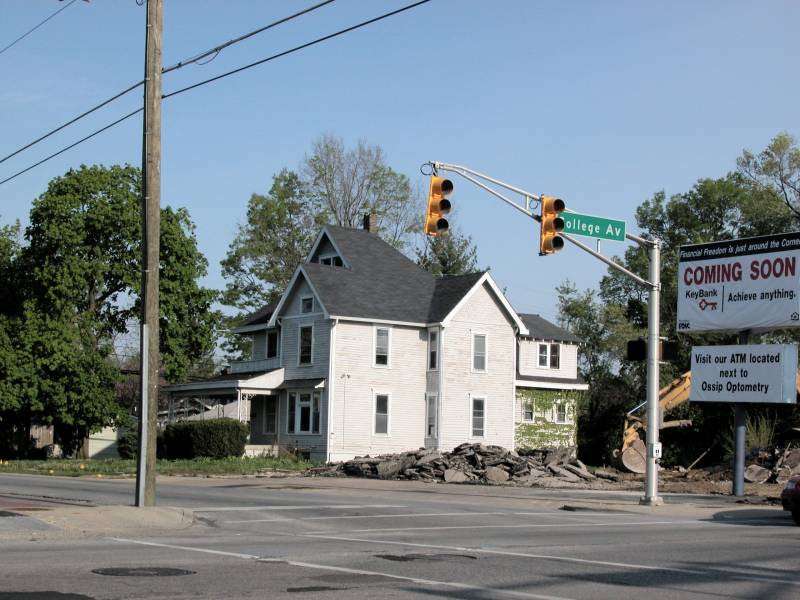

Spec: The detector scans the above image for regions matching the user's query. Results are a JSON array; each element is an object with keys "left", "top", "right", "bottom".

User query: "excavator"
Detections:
[{"left": 618, "top": 371, "right": 800, "bottom": 473}]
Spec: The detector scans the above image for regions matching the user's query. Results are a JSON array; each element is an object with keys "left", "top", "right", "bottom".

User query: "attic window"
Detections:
[
  {"left": 320, "top": 255, "right": 343, "bottom": 267},
  {"left": 301, "top": 297, "right": 313, "bottom": 314}
]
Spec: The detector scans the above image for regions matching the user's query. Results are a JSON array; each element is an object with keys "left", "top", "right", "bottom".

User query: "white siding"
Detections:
[
  {"left": 328, "top": 321, "right": 428, "bottom": 460},
  {"left": 518, "top": 340, "right": 579, "bottom": 379},
  {"left": 440, "top": 282, "right": 516, "bottom": 450}
]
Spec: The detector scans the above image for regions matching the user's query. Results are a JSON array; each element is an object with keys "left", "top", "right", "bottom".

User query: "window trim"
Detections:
[
  {"left": 266, "top": 330, "right": 279, "bottom": 359},
  {"left": 471, "top": 331, "right": 488, "bottom": 373},
  {"left": 425, "top": 393, "right": 438, "bottom": 439},
  {"left": 522, "top": 399, "right": 534, "bottom": 422},
  {"left": 373, "top": 391, "right": 391, "bottom": 436},
  {"left": 538, "top": 343, "right": 549, "bottom": 368},
  {"left": 549, "top": 343, "right": 560, "bottom": 369},
  {"left": 554, "top": 400, "right": 569, "bottom": 424},
  {"left": 297, "top": 324, "right": 314, "bottom": 366},
  {"left": 373, "top": 325, "right": 392, "bottom": 368},
  {"left": 300, "top": 295, "right": 314, "bottom": 314},
  {"left": 286, "top": 390, "right": 321, "bottom": 434},
  {"left": 470, "top": 394, "right": 486, "bottom": 438},
  {"left": 427, "top": 329, "right": 439, "bottom": 371}
]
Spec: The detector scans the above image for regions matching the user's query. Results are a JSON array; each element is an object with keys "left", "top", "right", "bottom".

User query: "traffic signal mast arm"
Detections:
[
  {"left": 429, "top": 161, "right": 654, "bottom": 285},
  {"left": 428, "top": 159, "right": 664, "bottom": 506}
]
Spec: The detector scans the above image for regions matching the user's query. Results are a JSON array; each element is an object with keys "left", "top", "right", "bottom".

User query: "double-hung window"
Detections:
[
  {"left": 523, "top": 400, "right": 534, "bottom": 422},
  {"left": 471, "top": 397, "right": 485, "bottom": 437},
  {"left": 428, "top": 330, "right": 438, "bottom": 370},
  {"left": 287, "top": 391, "right": 320, "bottom": 434},
  {"left": 425, "top": 394, "right": 437, "bottom": 438},
  {"left": 298, "top": 326, "right": 313, "bottom": 365},
  {"left": 555, "top": 402, "right": 568, "bottom": 424},
  {"left": 538, "top": 343, "right": 560, "bottom": 369},
  {"left": 472, "top": 333, "right": 487, "bottom": 372},
  {"left": 374, "top": 393, "right": 390, "bottom": 435},
  {"left": 374, "top": 327, "right": 390, "bottom": 367}
]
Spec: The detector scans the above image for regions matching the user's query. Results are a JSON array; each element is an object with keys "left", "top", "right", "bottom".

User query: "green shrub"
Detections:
[
  {"left": 163, "top": 419, "right": 248, "bottom": 459},
  {"left": 117, "top": 429, "right": 138, "bottom": 459}
]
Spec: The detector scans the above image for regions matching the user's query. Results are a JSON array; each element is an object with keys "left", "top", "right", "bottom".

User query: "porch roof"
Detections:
[{"left": 164, "top": 368, "right": 287, "bottom": 398}]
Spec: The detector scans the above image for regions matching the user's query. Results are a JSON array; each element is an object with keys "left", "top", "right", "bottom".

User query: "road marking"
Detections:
[
  {"left": 224, "top": 511, "right": 509, "bottom": 524},
  {"left": 110, "top": 537, "right": 576, "bottom": 600},
  {"left": 110, "top": 538, "right": 259, "bottom": 560},
  {"left": 193, "top": 504, "right": 407, "bottom": 512},
  {"left": 309, "top": 518, "right": 697, "bottom": 534},
  {"left": 259, "top": 558, "right": 577, "bottom": 600},
  {"left": 304, "top": 533, "right": 800, "bottom": 587}
]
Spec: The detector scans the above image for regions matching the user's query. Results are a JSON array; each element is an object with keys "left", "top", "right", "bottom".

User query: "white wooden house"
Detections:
[{"left": 166, "top": 221, "right": 586, "bottom": 461}]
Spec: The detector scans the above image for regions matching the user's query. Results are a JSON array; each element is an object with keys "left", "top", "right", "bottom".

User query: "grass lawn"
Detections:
[{"left": 0, "top": 456, "right": 316, "bottom": 478}]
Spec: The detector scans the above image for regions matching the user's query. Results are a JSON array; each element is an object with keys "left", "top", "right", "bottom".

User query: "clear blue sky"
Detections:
[{"left": 2, "top": 0, "right": 798, "bottom": 325}]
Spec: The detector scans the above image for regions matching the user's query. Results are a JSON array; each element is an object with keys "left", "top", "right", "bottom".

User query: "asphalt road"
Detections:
[{"left": 1, "top": 474, "right": 797, "bottom": 599}]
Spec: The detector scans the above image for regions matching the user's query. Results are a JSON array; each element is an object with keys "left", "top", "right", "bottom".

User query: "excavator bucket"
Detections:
[{"left": 620, "top": 438, "right": 647, "bottom": 474}]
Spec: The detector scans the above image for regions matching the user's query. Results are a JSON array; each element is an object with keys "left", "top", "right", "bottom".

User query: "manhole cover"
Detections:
[{"left": 92, "top": 567, "right": 195, "bottom": 577}]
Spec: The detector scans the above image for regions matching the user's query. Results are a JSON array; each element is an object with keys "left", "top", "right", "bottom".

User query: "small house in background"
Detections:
[
  {"left": 515, "top": 314, "right": 587, "bottom": 449},
  {"left": 166, "top": 219, "right": 586, "bottom": 460}
]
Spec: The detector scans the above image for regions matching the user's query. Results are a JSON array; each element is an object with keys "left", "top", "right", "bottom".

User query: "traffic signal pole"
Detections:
[{"left": 427, "top": 161, "right": 663, "bottom": 506}]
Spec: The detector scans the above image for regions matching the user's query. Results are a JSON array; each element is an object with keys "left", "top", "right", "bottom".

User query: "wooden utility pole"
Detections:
[{"left": 136, "top": 0, "right": 162, "bottom": 508}]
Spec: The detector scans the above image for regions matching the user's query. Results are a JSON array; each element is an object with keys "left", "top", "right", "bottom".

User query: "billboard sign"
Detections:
[
  {"left": 677, "top": 232, "right": 800, "bottom": 333},
  {"left": 690, "top": 344, "right": 798, "bottom": 404}
]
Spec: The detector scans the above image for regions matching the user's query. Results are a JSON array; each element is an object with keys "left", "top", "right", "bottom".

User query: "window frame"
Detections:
[
  {"left": 262, "top": 396, "right": 277, "bottom": 434},
  {"left": 522, "top": 399, "right": 534, "bottom": 422},
  {"left": 373, "top": 325, "right": 391, "bottom": 368},
  {"left": 554, "top": 401, "right": 569, "bottom": 424},
  {"left": 300, "top": 296, "right": 314, "bottom": 314},
  {"left": 538, "top": 343, "right": 549, "bottom": 368},
  {"left": 471, "top": 332, "right": 488, "bottom": 373},
  {"left": 470, "top": 395, "right": 486, "bottom": 438},
  {"left": 286, "top": 390, "right": 321, "bottom": 434},
  {"left": 549, "top": 343, "right": 560, "bottom": 369},
  {"left": 320, "top": 254, "right": 343, "bottom": 267},
  {"left": 425, "top": 393, "right": 438, "bottom": 438},
  {"left": 266, "top": 330, "right": 279, "bottom": 359},
  {"left": 427, "top": 329, "right": 439, "bottom": 371},
  {"left": 298, "top": 324, "right": 314, "bottom": 366},
  {"left": 373, "top": 392, "right": 391, "bottom": 436}
]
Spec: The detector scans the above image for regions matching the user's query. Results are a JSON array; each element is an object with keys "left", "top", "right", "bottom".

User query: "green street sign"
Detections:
[{"left": 561, "top": 212, "right": 626, "bottom": 242}]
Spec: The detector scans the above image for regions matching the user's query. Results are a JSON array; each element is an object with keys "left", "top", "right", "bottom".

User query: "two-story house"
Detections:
[{"left": 166, "top": 220, "right": 586, "bottom": 461}]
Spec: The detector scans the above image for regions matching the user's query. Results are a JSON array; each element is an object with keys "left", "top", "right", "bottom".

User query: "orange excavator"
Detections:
[
  {"left": 617, "top": 372, "right": 693, "bottom": 473},
  {"left": 618, "top": 371, "right": 800, "bottom": 473}
]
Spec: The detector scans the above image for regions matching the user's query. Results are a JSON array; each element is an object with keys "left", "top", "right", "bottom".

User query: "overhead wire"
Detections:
[
  {"left": 0, "top": 0, "right": 82, "bottom": 58},
  {"left": 0, "top": 0, "right": 432, "bottom": 187},
  {"left": 0, "top": 0, "right": 337, "bottom": 167}
]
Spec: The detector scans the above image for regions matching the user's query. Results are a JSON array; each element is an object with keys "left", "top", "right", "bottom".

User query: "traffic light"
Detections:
[
  {"left": 539, "top": 196, "right": 565, "bottom": 255},
  {"left": 425, "top": 176, "right": 453, "bottom": 236}
]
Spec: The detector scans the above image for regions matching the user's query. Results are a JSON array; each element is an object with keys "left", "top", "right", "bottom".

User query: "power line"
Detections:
[
  {"left": 0, "top": 0, "right": 84, "bottom": 58},
  {"left": 0, "top": 0, "right": 432, "bottom": 187},
  {"left": 0, "top": 0, "right": 336, "bottom": 167}
]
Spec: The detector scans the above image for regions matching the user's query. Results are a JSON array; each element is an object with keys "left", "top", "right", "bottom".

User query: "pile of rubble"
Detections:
[
  {"left": 741, "top": 445, "right": 800, "bottom": 484},
  {"left": 306, "top": 443, "right": 626, "bottom": 487}
]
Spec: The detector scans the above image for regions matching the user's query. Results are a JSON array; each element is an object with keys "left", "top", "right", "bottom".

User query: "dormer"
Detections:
[{"left": 307, "top": 228, "right": 349, "bottom": 269}]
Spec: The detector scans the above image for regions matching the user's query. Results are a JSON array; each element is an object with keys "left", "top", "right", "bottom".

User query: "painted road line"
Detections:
[
  {"left": 303, "top": 533, "right": 800, "bottom": 587},
  {"left": 110, "top": 537, "right": 576, "bottom": 600},
  {"left": 259, "top": 558, "right": 577, "bottom": 600},
  {"left": 312, "top": 518, "right": 699, "bottom": 534},
  {"left": 193, "top": 504, "right": 408, "bottom": 512},
  {"left": 224, "top": 511, "right": 509, "bottom": 524}
]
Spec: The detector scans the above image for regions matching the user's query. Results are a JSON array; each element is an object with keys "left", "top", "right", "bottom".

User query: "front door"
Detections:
[{"left": 262, "top": 395, "right": 278, "bottom": 443}]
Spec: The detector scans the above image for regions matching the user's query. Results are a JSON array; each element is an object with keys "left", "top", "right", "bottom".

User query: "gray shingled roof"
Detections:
[
  {"left": 518, "top": 313, "right": 581, "bottom": 343},
  {"left": 240, "top": 302, "right": 278, "bottom": 327},
  {"left": 302, "top": 226, "right": 490, "bottom": 324}
]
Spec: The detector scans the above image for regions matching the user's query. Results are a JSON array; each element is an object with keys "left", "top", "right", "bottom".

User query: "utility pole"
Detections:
[{"left": 136, "top": 0, "right": 162, "bottom": 508}]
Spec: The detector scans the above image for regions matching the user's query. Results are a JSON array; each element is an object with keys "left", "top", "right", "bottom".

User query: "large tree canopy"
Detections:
[
  {"left": 415, "top": 226, "right": 479, "bottom": 277},
  {"left": 0, "top": 165, "right": 218, "bottom": 456}
]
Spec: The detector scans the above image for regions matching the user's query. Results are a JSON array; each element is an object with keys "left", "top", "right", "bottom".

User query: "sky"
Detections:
[{"left": 1, "top": 0, "right": 799, "bottom": 327}]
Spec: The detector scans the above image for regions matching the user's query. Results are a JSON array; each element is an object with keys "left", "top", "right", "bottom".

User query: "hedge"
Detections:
[{"left": 163, "top": 419, "right": 248, "bottom": 459}]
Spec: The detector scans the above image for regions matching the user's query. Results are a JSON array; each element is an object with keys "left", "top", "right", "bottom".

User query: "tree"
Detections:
[
  {"left": 415, "top": 226, "right": 479, "bottom": 277},
  {"left": 0, "top": 165, "right": 218, "bottom": 455},
  {"left": 738, "top": 132, "right": 800, "bottom": 221},
  {"left": 221, "top": 169, "right": 320, "bottom": 314},
  {"left": 303, "top": 134, "right": 418, "bottom": 250}
]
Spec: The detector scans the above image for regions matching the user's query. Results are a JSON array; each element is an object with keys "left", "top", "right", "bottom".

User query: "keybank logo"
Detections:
[{"left": 678, "top": 321, "right": 691, "bottom": 330}]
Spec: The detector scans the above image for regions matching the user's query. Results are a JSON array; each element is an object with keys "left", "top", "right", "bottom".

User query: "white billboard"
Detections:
[
  {"left": 690, "top": 344, "right": 798, "bottom": 404},
  {"left": 677, "top": 232, "right": 800, "bottom": 333}
]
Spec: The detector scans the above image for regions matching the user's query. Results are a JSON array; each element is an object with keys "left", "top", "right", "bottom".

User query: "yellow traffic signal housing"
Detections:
[
  {"left": 539, "top": 196, "right": 565, "bottom": 255},
  {"left": 425, "top": 176, "right": 453, "bottom": 236}
]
